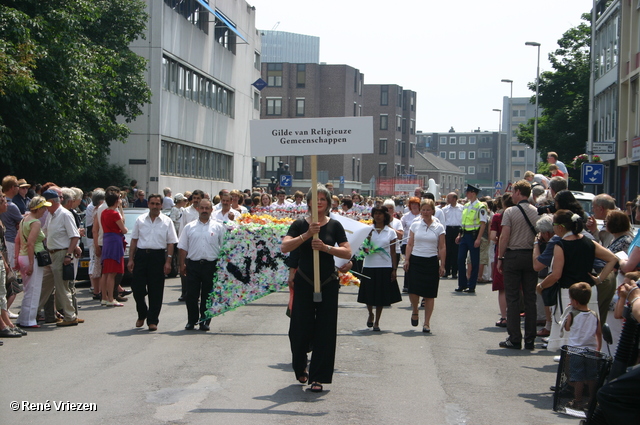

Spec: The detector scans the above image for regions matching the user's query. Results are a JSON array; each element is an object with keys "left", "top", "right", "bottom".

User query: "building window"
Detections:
[
  {"left": 353, "top": 102, "right": 357, "bottom": 117},
  {"left": 440, "top": 136, "right": 447, "bottom": 145},
  {"left": 254, "top": 92, "right": 260, "bottom": 110},
  {"left": 295, "top": 156, "right": 304, "bottom": 179},
  {"left": 519, "top": 110, "right": 527, "bottom": 117},
  {"left": 440, "top": 152, "right": 447, "bottom": 158},
  {"left": 449, "top": 152, "right": 456, "bottom": 160},
  {"left": 396, "top": 139, "right": 402, "bottom": 156},
  {"left": 296, "top": 64, "right": 306, "bottom": 88},
  {"left": 410, "top": 119, "right": 414, "bottom": 135},
  {"left": 380, "top": 114, "right": 388, "bottom": 130},
  {"left": 519, "top": 150, "right": 525, "bottom": 157},
  {"left": 514, "top": 170, "right": 521, "bottom": 178},
  {"left": 449, "top": 137, "right": 456, "bottom": 145},
  {"left": 397, "top": 87, "right": 403, "bottom": 107},
  {"left": 469, "top": 136, "right": 476, "bottom": 144},
  {"left": 380, "top": 85, "right": 388, "bottom": 106},
  {"left": 459, "top": 166, "right": 466, "bottom": 172},
  {"left": 266, "top": 98, "right": 282, "bottom": 116},
  {"left": 254, "top": 51, "right": 261, "bottom": 70},
  {"left": 401, "top": 141, "right": 406, "bottom": 157},
  {"left": 459, "top": 136, "right": 466, "bottom": 145},
  {"left": 267, "top": 63, "right": 283, "bottom": 87},
  {"left": 402, "top": 118, "right": 406, "bottom": 134},
  {"left": 468, "top": 151, "right": 475, "bottom": 160},
  {"left": 396, "top": 115, "right": 402, "bottom": 132},
  {"left": 410, "top": 143, "right": 414, "bottom": 158},
  {"left": 468, "top": 166, "right": 476, "bottom": 175},
  {"left": 480, "top": 150, "right": 491, "bottom": 158},
  {"left": 164, "top": 0, "right": 209, "bottom": 33},
  {"left": 296, "top": 98, "right": 305, "bottom": 116},
  {"left": 379, "top": 139, "right": 387, "bottom": 155},
  {"left": 479, "top": 165, "right": 491, "bottom": 174},
  {"left": 378, "top": 163, "right": 387, "bottom": 177},
  {"left": 214, "top": 15, "right": 236, "bottom": 53},
  {"left": 459, "top": 151, "right": 466, "bottom": 160},
  {"left": 161, "top": 140, "right": 232, "bottom": 181}
]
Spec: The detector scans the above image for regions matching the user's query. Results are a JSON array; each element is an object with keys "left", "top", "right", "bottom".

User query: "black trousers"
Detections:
[
  {"left": 185, "top": 259, "right": 217, "bottom": 325},
  {"left": 445, "top": 226, "right": 460, "bottom": 276},
  {"left": 597, "top": 365, "right": 640, "bottom": 424},
  {"left": 131, "top": 249, "right": 166, "bottom": 325},
  {"left": 288, "top": 274, "right": 340, "bottom": 384}
]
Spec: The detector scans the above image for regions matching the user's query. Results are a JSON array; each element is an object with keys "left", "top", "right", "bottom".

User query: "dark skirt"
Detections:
[
  {"left": 405, "top": 255, "right": 440, "bottom": 298},
  {"left": 357, "top": 267, "right": 402, "bottom": 306}
]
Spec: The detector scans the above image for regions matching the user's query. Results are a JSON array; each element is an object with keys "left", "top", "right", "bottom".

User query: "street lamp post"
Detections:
[
  {"left": 492, "top": 108, "right": 502, "bottom": 185},
  {"left": 525, "top": 41, "right": 541, "bottom": 172},
  {"left": 501, "top": 79, "right": 513, "bottom": 184}
]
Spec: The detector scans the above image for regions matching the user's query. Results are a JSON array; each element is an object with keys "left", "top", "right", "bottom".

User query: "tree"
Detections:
[
  {"left": 0, "top": 0, "right": 151, "bottom": 187},
  {"left": 517, "top": 12, "right": 591, "bottom": 180}
]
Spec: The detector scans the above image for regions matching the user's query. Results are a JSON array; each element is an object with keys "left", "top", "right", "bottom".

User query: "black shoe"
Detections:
[
  {"left": 184, "top": 323, "right": 195, "bottom": 330},
  {"left": 499, "top": 339, "right": 521, "bottom": 349},
  {"left": 120, "top": 290, "right": 132, "bottom": 296},
  {"left": 454, "top": 288, "right": 466, "bottom": 292},
  {"left": 199, "top": 323, "right": 210, "bottom": 331},
  {"left": 178, "top": 296, "right": 185, "bottom": 302},
  {"left": 524, "top": 342, "right": 535, "bottom": 350},
  {"left": 463, "top": 288, "right": 475, "bottom": 293},
  {"left": 451, "top": 274, "right": 458, "bottom": 279},
  {"left": 92, "top": 293, "right": 102, "bottom": 300}
]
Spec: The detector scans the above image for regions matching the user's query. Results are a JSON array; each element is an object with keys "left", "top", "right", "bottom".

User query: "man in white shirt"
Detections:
[
  {"left": 442, "top": 192, "right": 464, "bottom": 279},
  {"left": 214, "top": 193, "right": 236, "bottom": 222},
  {"left": 177, "top": 189, "right": 204, "bottom": 302},
  {"left": 39, "top": 190, "right": 81, "bottom": 326},
  {"left": 178, "top": 199, "right": 225, "bottom": 331},
  {"left": 128, "top": 194, "right": 178, "bottom": 331}
]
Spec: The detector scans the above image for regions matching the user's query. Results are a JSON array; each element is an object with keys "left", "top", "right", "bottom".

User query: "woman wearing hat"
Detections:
[
  {"left": 403, "top": 199, "right": 446, "bottom": 333},
  {"left": 14, "top": 179, "right": 31, "bottom": 214},
  {"left": 15, "top": 196, "right": 50, "bottom": 327},
  {"left": 357, "top": 205, "right": 401, "bottom": 331}
]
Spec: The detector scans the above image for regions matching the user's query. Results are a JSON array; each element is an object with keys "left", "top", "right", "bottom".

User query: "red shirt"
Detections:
[{"left": 101, "top": 209, "right": 123, "bottom": 234}]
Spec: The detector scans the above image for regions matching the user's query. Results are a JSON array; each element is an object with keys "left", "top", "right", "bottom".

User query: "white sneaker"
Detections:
[
  {"left": 8, "top": 311, "right": 19, "bottom": 319},
  {"left": 553, "top": 355, "right": 561, "bottom": 362}
]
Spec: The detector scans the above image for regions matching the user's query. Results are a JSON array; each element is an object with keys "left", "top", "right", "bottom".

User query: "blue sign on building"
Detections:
[
  {"left": 280, "top": 174, "right": 292, "bottom": 187},
  {"left": 581, "top": 163, "right": 604, "bottom": 185},
  {"left": 252, "top": 78, "right": 268, "bottom": 91},
  {"left": 494, "top": 181, "right": 503, "bottom": 190}
]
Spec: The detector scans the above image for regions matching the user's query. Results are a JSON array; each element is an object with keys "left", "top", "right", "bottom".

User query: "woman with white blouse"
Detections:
[{"left": 403, "top": 199, "right": 446, "bottom": 333}]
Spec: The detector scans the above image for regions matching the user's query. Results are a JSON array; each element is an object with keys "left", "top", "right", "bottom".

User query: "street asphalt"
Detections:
[{"left": 1, "top": 273, "right": 581, "bottom": 425}]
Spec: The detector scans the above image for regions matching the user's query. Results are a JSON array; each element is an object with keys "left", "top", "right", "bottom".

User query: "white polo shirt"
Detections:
[
  {"left": 45, "top": 206, "right": 80, "bottom": 249},
  {"left": 178, "top": 218, "right": 225, "bottom": 261},
  {"left": 131, "top": 212, "right": 178, "bottom": 249},
  {"left": 178, "top": 205, "right": 199, "bottom": 237},
  {"left": 409, "top": 219, "right": 445, "bottom": 258}
]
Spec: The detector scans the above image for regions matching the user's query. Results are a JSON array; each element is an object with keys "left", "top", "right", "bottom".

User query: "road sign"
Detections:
[
  {"left": 252, "top": 78, "right": 267, "bottom": 91},
  {"left": 280, "top": 174, "right": 292, "bottom": 187},
  {"left": 340, "top": 176, "right": 345, "bottom": 184},
  {"left": 505, "top": 182, "right": 512, "bottom": 193},
  {"left": 494, "top": 181, "right": 503, "bottom": 190},
  {"left": 581, "top": 163, "right": 604, "bottom": 185},
  {"left": 592, "top": 143, "right": 615, "bottom": 154},
  {"left": 494, "top": 189, "right": 501, "bottom": 197}
]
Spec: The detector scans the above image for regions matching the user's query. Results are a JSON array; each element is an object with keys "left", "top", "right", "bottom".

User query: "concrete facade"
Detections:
[
  {"left": 109, "top": 0, "right": 261, "bottom": 196},
  {"left": 501, "top": 97, "right": 537, "bottom": 183}
]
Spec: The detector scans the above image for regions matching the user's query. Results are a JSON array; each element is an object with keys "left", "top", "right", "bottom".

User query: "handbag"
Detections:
[
  {"left": 541, "top": 283, "right": 561, "bottom": 307},
  {"left": 36, "top": 250, "right": 52, "bottom": 267},
  {"left": 62, "top": 262, "right": 75, "bottom": 281}
]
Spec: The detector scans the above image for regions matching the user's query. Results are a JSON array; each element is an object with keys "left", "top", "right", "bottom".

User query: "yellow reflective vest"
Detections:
[{"left": 461, "top": 200, "right": 487, "bottom": 232}]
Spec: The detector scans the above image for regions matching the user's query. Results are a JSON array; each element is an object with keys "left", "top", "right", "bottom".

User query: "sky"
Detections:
[{"left": 248, "top": 0, "right": 592, "bottom": 133}]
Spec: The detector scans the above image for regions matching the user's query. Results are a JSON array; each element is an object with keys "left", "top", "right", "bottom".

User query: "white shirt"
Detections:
[
  {"left": 409, "top": 219, "right": 445, "bottom": 258},
  {"left": 231, "top": 204, "right": 248, "bottom": 215},
  {"left": 85, "top": 203, "right": 95, "bottom": 228},
  {"left": 434, "top": 207, "right": 445, "bottom": 225},
  {"left": 131, "top": 212, "right": 178, "bottom": 249},
  {"left": 178, "top": 205, "right": 199, "bottom": 237},
  {"left": 162, "top": 196, "right": 175, "bottom": 210},
  {"left": 363, "top": 226, "right": 396, "bottom": 268},
  {"left": 177, "top": 218, "right": 225, "bottom": 261},
  {"left": 45, "top": 206, "right": 80, "bottom": 249},
  {"left": 390, "top": 217, "right": 403, "bottom": 253},
  {"left": 96, "top": 202, "right": 108, "bottom": 245},
  {"left": 214, "top": 209, "right": 235, "bottom": 222},
  {"left": 401, "top": 211, "right": 419, "bottom": 244},
  {"left": 442, "top": 203, "right": 464, "bottom": 226}
]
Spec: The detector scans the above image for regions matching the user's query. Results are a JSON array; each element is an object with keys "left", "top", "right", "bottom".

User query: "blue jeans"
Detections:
[{"left": 457, "top": 232, "right": 479, "bottom": 290}]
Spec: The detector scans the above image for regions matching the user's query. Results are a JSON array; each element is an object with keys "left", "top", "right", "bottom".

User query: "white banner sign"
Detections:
[
  {"left": 329, "top": 212, "right": 371, "bottom": 268},
  {"left": 250, "top": 117, "right": 374, "bottom": 156}
]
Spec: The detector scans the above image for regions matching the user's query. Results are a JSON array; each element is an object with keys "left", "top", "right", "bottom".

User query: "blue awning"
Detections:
[{"left": 194, "top": 0, "right": 248, "bottom": 43}]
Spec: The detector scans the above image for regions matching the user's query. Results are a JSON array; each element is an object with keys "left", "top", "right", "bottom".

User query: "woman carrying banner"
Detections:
[{"left": 281, "top": 184, "right": 351, "bottom": 392}]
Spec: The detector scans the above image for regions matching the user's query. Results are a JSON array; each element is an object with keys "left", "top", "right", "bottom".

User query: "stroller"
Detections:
[{"left": 577, "top": 305, "right": 640, "bottom": 424}]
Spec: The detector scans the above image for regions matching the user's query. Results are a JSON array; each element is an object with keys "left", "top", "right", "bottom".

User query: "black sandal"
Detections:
[
  {"left": 309, "top": 382, "right": 323, "bottom": 392},
  {"left": 411, "top": 313, "right": 419, "bottom": 327},
  {"left": 297, "top": 372, "right": 308, "bottom": 384},
  {"left": 495, "top": 318, "right": 507, "bottom": 328}
]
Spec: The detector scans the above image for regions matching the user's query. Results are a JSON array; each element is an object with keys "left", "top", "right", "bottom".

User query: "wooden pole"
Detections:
[{"left": 311, "top": 155, "right": 321, "bottom": 302}]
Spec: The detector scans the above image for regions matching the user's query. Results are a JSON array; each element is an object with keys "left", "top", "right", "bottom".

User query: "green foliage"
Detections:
[
  {"left": 517, "top": 12, "right": 591, "bottom": 182},
  {"left": 0, "top": 0, "right": 150, "bottom": 186}
]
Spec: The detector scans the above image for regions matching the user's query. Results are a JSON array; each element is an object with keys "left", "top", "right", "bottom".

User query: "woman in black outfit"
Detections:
[{"left": 281, "top": 184, "right": 351, "bottom": 392}]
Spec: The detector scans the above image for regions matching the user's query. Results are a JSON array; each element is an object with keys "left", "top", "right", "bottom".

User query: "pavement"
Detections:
[{"left": 1, "top": 274, "right": 579, "bottom": 425}]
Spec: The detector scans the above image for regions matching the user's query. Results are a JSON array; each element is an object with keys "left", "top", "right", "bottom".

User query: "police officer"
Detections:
[{"left": 454, "top": 184, "right": 488, "bottom": 293}]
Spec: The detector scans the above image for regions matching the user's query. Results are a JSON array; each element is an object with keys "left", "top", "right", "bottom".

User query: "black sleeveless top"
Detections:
[{"left": 557, "top": 237, "right": 595, "bottom": 288}]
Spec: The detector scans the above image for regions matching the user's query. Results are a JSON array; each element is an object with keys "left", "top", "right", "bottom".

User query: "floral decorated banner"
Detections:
[{"left": 205, "top": 213, "right": 363, "bottom": 318}]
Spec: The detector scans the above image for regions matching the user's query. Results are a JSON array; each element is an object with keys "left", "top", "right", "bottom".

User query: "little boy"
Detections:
[
  {"left": 564, "top": 282, "right": 601, "bottom": 410},
  {"left": 549, "top": 164, "right": 566, "bottom": 179}
]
